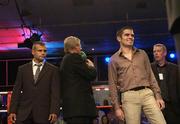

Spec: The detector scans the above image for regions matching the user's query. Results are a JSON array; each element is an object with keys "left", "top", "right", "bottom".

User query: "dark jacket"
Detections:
[
  {"left": 9, "top": 62, "right": 60, "bottom": 123},
  {"left": 151, "top": 62, "right": 180, "bottom": 114},
  {"left": 59, "top": 53, "right": 97, "bottom": 119}
]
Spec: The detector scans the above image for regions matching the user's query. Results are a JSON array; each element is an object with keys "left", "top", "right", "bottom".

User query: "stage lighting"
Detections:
[
  {"left": 30, "top": 33, "right": 42, "bottom": 41},
  {"left": 169, "top": 52, "right": 176, "bottom": 59},
  {"left": 18, "top": 38, "right": 32, "bottom": 49},
  {"left": 105, "top": 57, "right": 110, "bottom": 63},
  {"left": 18, "top": 33, "right": 42, "bottom": 49}
]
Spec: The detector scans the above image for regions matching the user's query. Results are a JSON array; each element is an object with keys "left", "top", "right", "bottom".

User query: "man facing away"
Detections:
[
  {"left": 59, "top": 36, "right": 97, "bottom": 124},
  {"left": 151, "top": 43, "right": 180, "bottom": 124},
  {"left": 8, "top": 42, "right": 60, "bottom": 124},
  {"left": 108, "top": 26, "right": 166, "bottom": 124}
]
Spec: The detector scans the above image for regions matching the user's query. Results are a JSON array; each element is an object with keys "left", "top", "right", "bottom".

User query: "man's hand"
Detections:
[
  {"left": 86, "top": 59, "right": 94, "bottom": 67},
  {"left": 156, "top": 99, "right": 165, "bottom": 110},
  {"left": 48, "top": 113, "right": 57, "bottom": 123},
  {"left": 115, "top": 108, "right": 125, "bottom": 121},
  {"left": 8, "top": 113, "right": 16, "bottom": 123}
]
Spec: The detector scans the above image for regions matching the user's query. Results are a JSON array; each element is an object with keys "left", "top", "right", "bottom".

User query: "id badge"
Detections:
[{"left": 158, "top": 73, "right": 164, "bottom": 80}]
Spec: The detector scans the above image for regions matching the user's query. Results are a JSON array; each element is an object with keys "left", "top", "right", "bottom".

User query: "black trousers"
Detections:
[
  {"left": 16, "top": 120, "right": 50, "bottom": 124},
  {"left": 65, "top": 117, "right": 94, "bottom": 124},
  {"left": 15, "top": 112, "right": 50, "bottom": 124}
]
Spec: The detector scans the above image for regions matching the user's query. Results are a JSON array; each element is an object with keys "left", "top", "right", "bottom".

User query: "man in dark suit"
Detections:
[
  {"left": 8, "top": 42, "right": 60, "bottom": 124},
  {"left": 59, "top": 36, "right": 97, "bottom": 124},
  {"left": 151, "top": 43, "right": 180, "bottom": 124}
]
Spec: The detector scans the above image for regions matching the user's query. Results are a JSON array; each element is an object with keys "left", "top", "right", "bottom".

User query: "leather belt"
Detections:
[{"left": 128, "top": 86, "right": 150, "bottom": 91}]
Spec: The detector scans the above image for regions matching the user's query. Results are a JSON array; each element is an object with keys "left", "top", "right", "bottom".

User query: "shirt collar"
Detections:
[
  {"left": 118, "top": 47, "right": 139, "bottom": 56},
  {"left": 32, "top": 59, "right": 45, "bottom": 66},
  {"left": 155, "top": 61, "right": 168, "bottom": 67}
]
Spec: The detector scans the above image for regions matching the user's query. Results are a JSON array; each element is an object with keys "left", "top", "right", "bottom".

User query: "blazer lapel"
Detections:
[{"left": 27, "top": 62, "right": 35, "bottom": 84}]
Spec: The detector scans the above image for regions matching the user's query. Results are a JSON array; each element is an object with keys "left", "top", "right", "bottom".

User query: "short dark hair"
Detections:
[
  {"left": 116, "top": 26, "right": 134, "bottom": 37},
  {"left": 32, "top": 41, "right": 46, "bottom": 50}
]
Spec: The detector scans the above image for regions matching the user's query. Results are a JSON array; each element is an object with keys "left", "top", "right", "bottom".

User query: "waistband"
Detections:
[{"left": 127, "top": 86, "right": 150, "bottom": 91}]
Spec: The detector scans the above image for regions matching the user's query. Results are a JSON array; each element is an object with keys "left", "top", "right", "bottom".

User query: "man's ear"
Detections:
[
  {"left": 117, "top": 36, "right": 121, "bottom": 42},
  {"left": 32, "top": 49, "right": 35, "bottom": 55}
]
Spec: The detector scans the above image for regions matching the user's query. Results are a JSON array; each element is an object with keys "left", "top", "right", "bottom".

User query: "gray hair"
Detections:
[
  {"left": 153, "top": 43, "right": 167, "bottom": 52},
  {"left": 64, "top": 36, "right": 81, "bottom": 53}
]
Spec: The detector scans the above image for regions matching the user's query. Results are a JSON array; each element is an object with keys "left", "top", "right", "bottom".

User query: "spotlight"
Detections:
[
  {"left": 169, "top": 52, "right": 176, "bottom": 59},
  {"left": 105, "top": 57, "right": 110, "bottom": 63}
]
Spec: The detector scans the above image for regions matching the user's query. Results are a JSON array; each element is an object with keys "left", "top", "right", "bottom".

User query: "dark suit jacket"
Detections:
[
  {"left": 9, "top": 62, "right": 60, "bottom": 123},
  {"left": 59, "top": 53, "right": 97, "bottom": 119},
  {"left": 151, "top": 62, "right": 180, "bottom": 114}
]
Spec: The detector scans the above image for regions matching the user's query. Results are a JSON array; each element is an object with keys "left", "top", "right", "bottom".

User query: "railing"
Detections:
[{"left": 0, "top": 91, "right": 11, "bottom": 113}]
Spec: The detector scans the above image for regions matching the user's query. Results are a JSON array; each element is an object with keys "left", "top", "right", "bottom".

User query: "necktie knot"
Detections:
[{"left": 35, "top": 63, "right": 42, "bottom": 67}]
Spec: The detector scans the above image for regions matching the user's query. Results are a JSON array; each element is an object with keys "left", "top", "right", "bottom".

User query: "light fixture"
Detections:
[{"left": 18, "top": 33, "right": 42, "bottom": 49}]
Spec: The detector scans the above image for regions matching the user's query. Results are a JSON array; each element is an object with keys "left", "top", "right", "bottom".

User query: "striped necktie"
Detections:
[{"left": 34, "top": 64, "right": 42, "bottom": 83}]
